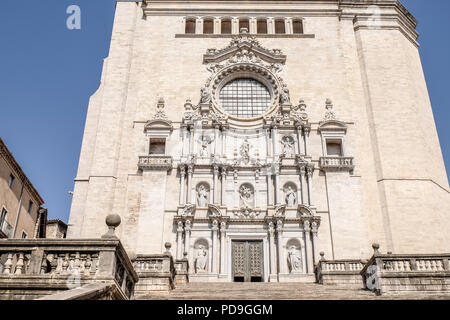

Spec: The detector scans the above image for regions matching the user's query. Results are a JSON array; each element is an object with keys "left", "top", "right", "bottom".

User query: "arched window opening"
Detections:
[
  {"left": 185, "top": 18, "right": 196, "bottom": 34},
  {"left": 221, "top": 19, "right": 232, "bottom": 34},
  {"left": 293, "top": 19, "right": 303, "bottom": 34},
  {"left": 239, "top": 19, "right": 249, "bottom": 33},
  {"left": 257, "top": 19, "right": 267, "bottom": 34},
  {"left": 203, "top": 18, "right": 214, "bottom": 34},
  {"left": 275, "top": 19, "right": 285, "bottom": 34}
]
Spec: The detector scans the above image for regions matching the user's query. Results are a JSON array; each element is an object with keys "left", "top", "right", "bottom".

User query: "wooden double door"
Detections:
[{"left": 232, "top": 240, "right": 264, "bottom": 282}]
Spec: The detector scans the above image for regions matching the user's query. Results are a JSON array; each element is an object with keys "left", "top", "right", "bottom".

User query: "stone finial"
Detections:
[
  {"left": 372, "top": 243, "right": 380, "bottom": 255},
  {"left": 102, "top": 214, "right": 121, "bottom": 239},
  {"left": 320, "top": 252, "right": 325, "bottom": 261},
  {"left": 184, "top": 99, "right": 193, "bottom": 111},
  {"left": 165, "top": 242, "right": 172, "bottom": 254},
  {"left": 298, "top": 99, "right": 307, "bottom": 112},
  {"left": 324, "top": 98, "right": 336, "bottom": 120},
  {"left": 240, "top": 27, "right": 249, "bottom": 34}
]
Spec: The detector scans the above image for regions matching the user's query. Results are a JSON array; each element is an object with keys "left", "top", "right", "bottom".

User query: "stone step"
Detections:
[{"left": 135, "top": 282, "right": 450, "bottom": 300}]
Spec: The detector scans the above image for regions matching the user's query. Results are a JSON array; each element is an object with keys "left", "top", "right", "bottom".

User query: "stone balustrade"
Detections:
[
  {"left": 315, "top": 253, "right": 366, "bottom": 288},
  {"left": 361, "top": 247, "right": 450, "bottom": 295},
  {"left": 133, "top": 253, "right": 176, "bottom": 295},
  {"left": 138, "top": 155, "right": 173, "bottom": 171},
  {"left": 0, "top": 238, "right": 138, "bottom": 300},
  {"left": 319, "top": 157, "right": 354, "bottom": 171}
]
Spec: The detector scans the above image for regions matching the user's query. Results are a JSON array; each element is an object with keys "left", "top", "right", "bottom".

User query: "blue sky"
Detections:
[{"left": 0, "top": 0, "right": 448, "bottom": 223}]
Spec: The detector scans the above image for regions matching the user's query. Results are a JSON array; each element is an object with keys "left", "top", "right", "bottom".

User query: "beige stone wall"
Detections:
[
  {"left": 0, "top": 141, "right": 43, "bottom": 239},
  {"left": 68, "top": 1, "right": 450, "bottom": 259}
]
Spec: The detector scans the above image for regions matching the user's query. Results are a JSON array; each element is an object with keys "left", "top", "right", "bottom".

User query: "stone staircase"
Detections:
[{"left": 135, "top": 282, "right": 450, "bottom": 300}]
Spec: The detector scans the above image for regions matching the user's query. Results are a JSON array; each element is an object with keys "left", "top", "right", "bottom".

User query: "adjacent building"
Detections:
[
  {"left": 0, "top": 138, "right": 46, "bottom": 239},
  {"left": 67, "top": 0, "right": 450, "bottom": 283}
]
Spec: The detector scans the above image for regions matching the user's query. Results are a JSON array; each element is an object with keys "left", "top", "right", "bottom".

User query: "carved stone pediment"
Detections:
[
  {"left": 203, "top": 32, "right": 286, "bottom": 66},
  {"left": 297, "top": 204, "right": 316, "bottom": 217},
  {"left": 144, "top": 119, "right": 173, "bottom": 133},
  {"left": 208, "top": 204, "right": 222, "bottom": 217},
  {"left": 317, "top": 120, "right": 347, "bottom": 133}
]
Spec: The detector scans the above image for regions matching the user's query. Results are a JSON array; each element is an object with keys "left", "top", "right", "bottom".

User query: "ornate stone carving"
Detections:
[
  {"left": 284, "top": 185, "right": 297, "bottom": 207},
  {"left": 195, "top": 245, "right": 208, "bottom": 273},
  {"left": 208, "top": 204, "right": 222, "bottom": 217},
  {"left": 198, "top": 135, "right": 214, "bottom": 158},
  {"left": 287, "top": 245, "right": 302, "bottom": 273},
  {"left": 324, "top": 98, "right": 336, "bottom": 121},
  {"left": 152, "top": 97, "right": 168, "bottom": 120},
  {"left": 274, "top": 204, "right": 286, "bottom": 218},
  {"left": 200, "top": 87, "right": 211, "bottom": 104},
  {"left": 180, "top": 204, "right": 195, "bottom": 217},
  {"left": 240, "top": 139, "right": 251, "bottom": 164},
  {"left": 239, "top": 184, "right": 254, "bottom": 208},
  {"left": 281, "top": 136, "right": 295, "bottom": 157},
  {"left": 197, "top": 184, "right": 209, "bottom": 207}
]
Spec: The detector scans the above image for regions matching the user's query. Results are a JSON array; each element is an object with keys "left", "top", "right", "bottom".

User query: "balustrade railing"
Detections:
[
  {"left": 138, "top": 155, "right": 173, "bottom": 170},
  {"left": 0, "top": 239, "right": 138, "bottom": 299},
  {"left": 319, "top": 157, "right": 354, "bottom": 170}
]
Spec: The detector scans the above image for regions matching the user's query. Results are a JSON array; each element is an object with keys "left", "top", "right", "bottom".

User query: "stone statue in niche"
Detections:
[
  {"left": 240, "top": 139, "right": 251, "bottom": 164},
  {"left": 287, "top": 245, "right": 302, "bottom": 273},
  {"left": 200, "top": 87, "right": 211, "bottom": 104},
  {"left": 239, "top": 185, "right": 254, "bottom": 208},
  {"left": 281, "top": 136, "right": 295, "bottom": 157},
  {"left": 195, "top": 245, "right": 208, "bottom": 273},
  {"left": 284, "top": 186, "right": 297, "bottom": 207},
  {"left": 197, "top": 185, "right": 209, "bottom": 207},
  {"left": 198, "top": 135, "right": 214, "bottom": 157},
  {"left": 280, "top": 86, "right": 291, "bottom": 105}
]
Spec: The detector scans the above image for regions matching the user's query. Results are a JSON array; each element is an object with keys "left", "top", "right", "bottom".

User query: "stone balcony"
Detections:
[
  {"left": 319, "top": 156, "right": 354, "bottom": 171},
  {"left": 138, "top": 155, "right": 173, "bottom": 171},
  {"left": 0, "top": 216, "right": 138, "bottom": 300},
  {"left": 315, "top": 253, "right": 366, "bottom": 289},
  {"left": 361, "top": 245, "right": 450, "bottom": 295}
]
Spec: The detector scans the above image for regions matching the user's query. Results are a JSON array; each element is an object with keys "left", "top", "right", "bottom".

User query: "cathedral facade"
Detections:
[{"left": 67, "top": 0, "right": 450, "bottom": 283}]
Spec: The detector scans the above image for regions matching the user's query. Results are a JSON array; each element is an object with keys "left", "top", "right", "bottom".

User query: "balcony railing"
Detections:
[
  {"left": 0, "top": 238, "right": 138, "bottom": 300},
  {"left": 319, "top": 156, "right": 354, "bottom": 171},
  {"left": 138, "top": 155, "right": 173, "bottom": 171}
]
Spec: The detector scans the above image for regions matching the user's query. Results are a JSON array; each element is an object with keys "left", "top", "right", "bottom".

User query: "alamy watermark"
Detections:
[{"left": 66, "top": 5, "right": 81, "bottom": 30}]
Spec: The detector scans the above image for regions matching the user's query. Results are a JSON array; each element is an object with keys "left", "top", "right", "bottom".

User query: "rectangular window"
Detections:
[
  {"left": 185, "top": 19, "right": 196, "bottom": 34},
  {"left": 203, "top": 19, "right": 214, "bottom": 34},
  {"left": 221, "top": 19, "right": 232, "bottom": 34},
  {"left": 27, "top": 201, "right": 33, "bottom": 214},
  {"left": 326, "top": 140, "right": 343, "bottom": 156},
  {"left": 257, "top": 19, "right": 267, "bottom": 34},
  {"left": 275, "top": 19, "right": 286, "bottom": 34},
  {"left": 149, "top": 138, "right": 166, "bottom": 155},
  {"left": 0, "top": 208, "right": 7, "bottom": 229},
  {"left": 8, "top": 174, "right": 15, "bottom": 188},
  {"left": 21, "top": 231, "right": 27, "bottom": 239},
  {"left": 293, "top": 20, "right": 303, "bottom": 34}
]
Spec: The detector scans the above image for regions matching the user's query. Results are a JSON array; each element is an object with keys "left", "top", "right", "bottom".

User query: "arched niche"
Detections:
[
  {"left": 196, "top": 182, "right": 211, "bottom": 208},
  {"left": 239, "top": 183, "right": 255, "bottom": 208},
  {"left": 193, "top": 238, "right": 209, "bottom": 273},
  {"left": 283, "top": 182, "right": 298, "bottom": 207},
  {"left": 286, "top": 238, "right": 303, "bottom": 273}
]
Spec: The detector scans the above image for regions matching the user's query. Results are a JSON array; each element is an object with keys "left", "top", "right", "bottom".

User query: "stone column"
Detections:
[
  {"left": 311, "top": 221, "right": 319, "bottom": 265},
  {"left": 296, "top": 125, "right": 303, "bottom": 155},
  {"left": 187, "top": 165, "right": 193, "bottom": 204},
  {"left": 220, "top": 221, "right": 227, "bottom": 275},
  {"left": 211, "top": 219, "right": 219, "bottom": 274},
  {"left": 214, "top": 17, "right": 221, "bottom": 34},
  {"left": 276, "top": 219, "right": 286, "bottom": 275},
  {"left": 189, "top": 125, "right": 194, "bottom": 154},
  {"left": 255, "top": 169, "right": 260, "bottom": 207},
  {"left": 232, "top": 18, "right": 239, "bottom": 34},
  {"left": 214, "top": 125, "right": 219, "bottom": 155},
  {"left": 274, "top": 165, "right": 281, "bottom": 205},
  {"left": 303, "top": 127, "right": 310, "bottom": 156},
  {"left": 304, "top": 220, "right": 314, "bottom": 273},
  {"left": 222, "top": 130, "right": 227, "bottom": 155},
  {"left": 181, "top": 126, "right": 188, "bottom": 157},
  {"left": 234, "top": 170, "right": 239, "bottom": 207},
  {"left": 249, "top": 17, "right": 257, "bottom": 34},
  {"left": 179, "top": 166, "right": 186, "bottom": 205},
  {"left": 266, "top": 128, "right": 272, "bottom": 157},
  {"left": 184, "top": 220, "right": 192, "bottom": 261},
  {"left": 195, "top": 17, "right": 203, "bottom": 34},
  {"left": 267, "top": 174, "right": 273, "bottom": 206},
  {"left": 176, "top": 221, "right": 184, "bottom": 259},
  {"left": 221, "top": 168, "right": 227, "bottom": 206},
  {"left": 299, "top": 166, "right": 306, "bottom": 205},
  {"left": 268, "top": 221, "right": 277, "bottom": 281},
  {"left": 268, "top": 17, "right": 275, "bottom": 34},
  {"left": 213, "top": 165, "right": 219, "bottom": 204},
  {"left": 306, "top": 166, "right": 314, "bottom": 206},
  {"left": 272, "top": 126, "right": 279, "bottom": 156}
]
